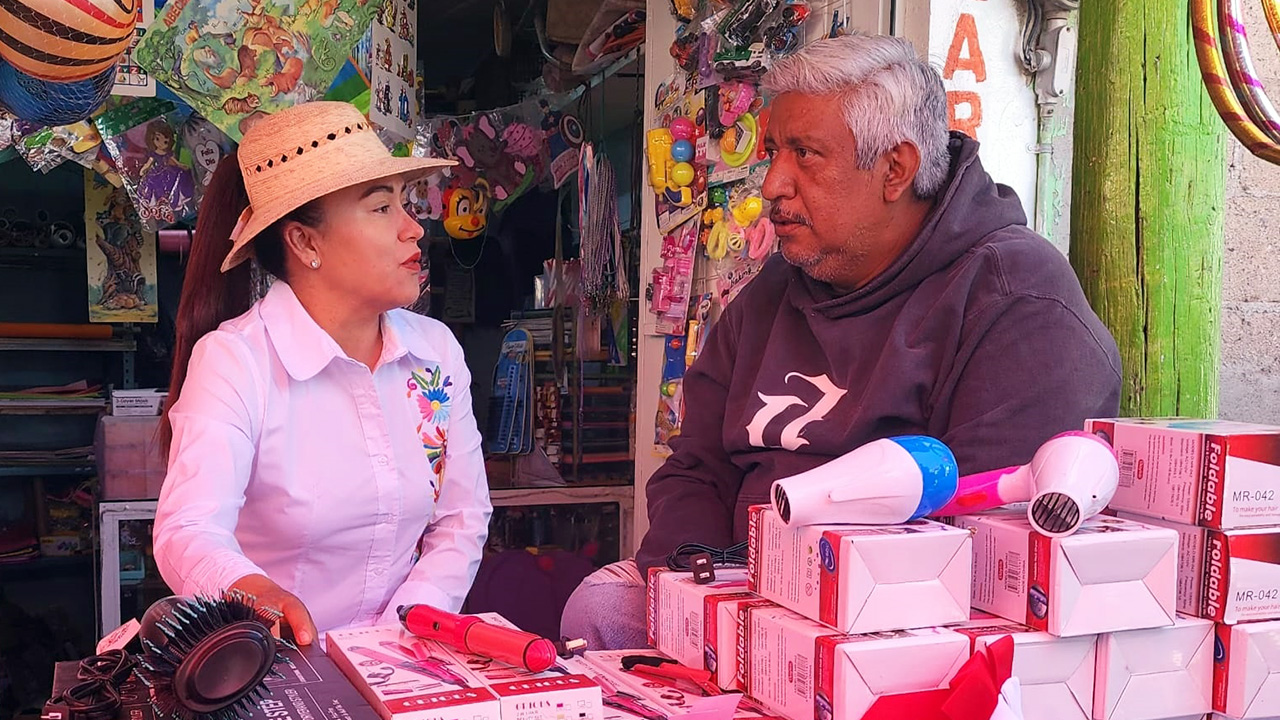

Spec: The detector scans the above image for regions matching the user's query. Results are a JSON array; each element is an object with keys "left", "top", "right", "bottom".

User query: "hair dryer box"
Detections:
[
  {"left": 1117, "top": 513, "right": 1280, "bottom": 625},
  {"left": 577, "top": 648, "right": 777, "bottom": 720},
  {"left": 706, "top": 594, "right": 777, "bottom": 691},
  {"left": 326, "top": 621, "right": 604, "bottom": 720},
  {"left": 952, "top": 617, "right": 1097, "bottom": 720},
  {"left": 644, "top": 567, "right": 751, "bottom": 682},
  {"left": 956, "top": 511, "right": 1177, "bottom": 637},
  {"left": 736, "top": 602, "right": 968, "bottom": 720},
  {"left": 1093, "top": 616, "right": 1214, "bottom": 720},
  {"left": 1212, "top": 619, "right": 1280, "bottom": 718},
  {"left": 746, "top": 505, "right": 971, "bottom": 634},
  {"left": 1086, "top": 417, "right": 1280, "bottom": 530}
]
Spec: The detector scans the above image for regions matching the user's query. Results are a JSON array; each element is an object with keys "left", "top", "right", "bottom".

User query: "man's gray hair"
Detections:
[{"left": 762, "top": 33, "right": 951, "bottom": 198}]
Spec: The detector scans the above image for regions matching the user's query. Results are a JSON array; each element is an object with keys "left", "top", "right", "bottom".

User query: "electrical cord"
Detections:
[
  {"left": 665, "top": 541, "right": 749, "bottom": 571},
  {"left": 43, "top": 649, "right": 136, "bottom": 720}
]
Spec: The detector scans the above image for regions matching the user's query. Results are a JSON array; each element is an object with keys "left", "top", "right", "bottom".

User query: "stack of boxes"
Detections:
[
  {"left": 647, "top": 417, "right": 1280, "bottom": 719},
  {"left": 1087, "top": 418, "right": 1280, "bottom": 720}
]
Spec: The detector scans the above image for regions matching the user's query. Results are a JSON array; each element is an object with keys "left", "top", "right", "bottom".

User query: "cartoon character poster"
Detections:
[
  {"left": 531, "top": 98, "right": 584, "bottom": 188},
  {"left": 96, "top": 98, "right": 199, "bottom": 229},
  {"left": 132, "top": 0, "right": 380, "bottom": 141},
  {"left": 370, "top": 0, "right": 416, "bottom": 139},
  {"left": 415, "top": 110, "right": 549, "bottom": 238},
  {"left": 113, "top": 0, "right": 157, "bottom": 97},
  {"left": 84, "top": 169, "right": 159, "bottom": 323}
]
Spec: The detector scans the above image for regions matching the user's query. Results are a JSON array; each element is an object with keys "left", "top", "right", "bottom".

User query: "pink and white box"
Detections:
[
  {"left": 737, "top": 602, "right": 967, "bottom": 720},
  {"left": 1086, "top": 418, "right": 1280, "bottom": 530},
  {"left": 1213, "top": 620, "right": 1280, "bottom": 718},
  {"left": 645, "top": 567, "right": 751, "bottom": 678},
  {"left": 705, "top": 595, "right": 776, "bottom": 691},
  {"left": 1094, "top": 616, "right": 1214, "bottom": 720},
  {"left": 955, "top": 511, "right": 1177, "bottom": 637},
  {"left": 747, "top": 505, "right": 971, "bottom": 634},
  {"left": 952, "top": 615, "right": 1096, "bottom": 720}
]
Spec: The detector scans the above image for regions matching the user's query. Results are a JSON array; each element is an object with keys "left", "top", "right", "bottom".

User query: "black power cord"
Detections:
[
  {"left": 665, "top": 542, "right": 749, "bottom": 572},
  {"left": 42, "top": 649, "right": 136, "bottom": 720}
]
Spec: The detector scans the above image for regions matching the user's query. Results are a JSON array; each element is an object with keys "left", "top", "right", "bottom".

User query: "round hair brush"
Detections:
[{"left": 134, "top": 591, "right": 291, "bottom": 720}]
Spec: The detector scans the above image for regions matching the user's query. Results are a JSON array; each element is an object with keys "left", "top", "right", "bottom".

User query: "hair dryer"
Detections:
[
  {"left": 932, "top": 431, "right": 1119, "bottom": 537},
  {"left": 398, "top": 604, "right": 558, "bottom": 673},
  {"left": 770, "top": 436, "right": 959, "bottom": 526}
]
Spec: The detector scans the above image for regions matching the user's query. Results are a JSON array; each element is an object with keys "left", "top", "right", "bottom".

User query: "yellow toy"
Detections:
[{"left": 443, "top": 180, "right": 490, "bottom": 240}]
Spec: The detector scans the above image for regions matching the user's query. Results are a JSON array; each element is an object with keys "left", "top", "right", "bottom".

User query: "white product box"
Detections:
[
  {"left": 1087, "top": 418, "right": 1280, "bottom": 530},
  {"left": 110, "top": 388, "right": 167, "bottom": 416},
  {"left": 737, "top": 602, "right": 967, "bottom": 720},
  {"left": 705, "top": 594, "right": 776, "bottom": 691},
  {"left": 326, "top": 621, "right": 603, "bottom": 720},
  {"left": 952, "top": 617, "right": 1096, "bottom": 720},
  {"left": 1213, "top": 620, "right": 1280, "bottom": 718},
  {"left": 580, "top": 649, "right": 776, "bottom": 720},
  {"left": 956, "top": 511, "right": 1177, "bottom": 637},
  {"left": 645, "top": 567, "right": 750, "bottom": 676},
  {"left": 1117, "top": 512, "right": 1280, "bottom": 625},
  {"left": 747, "top": 505, "right": 971, "bottom": 634},
  {"left": 1094, "top": 616, "right": 1214, "bottom": 720}
]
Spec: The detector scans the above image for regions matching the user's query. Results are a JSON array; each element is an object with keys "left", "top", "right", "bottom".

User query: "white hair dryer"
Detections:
[
  {"left": 932, "top": 431, "right": 1120, "bottom": 537},
  {"left": 770, "top": 436, "right": 959, "bottom": 526}
]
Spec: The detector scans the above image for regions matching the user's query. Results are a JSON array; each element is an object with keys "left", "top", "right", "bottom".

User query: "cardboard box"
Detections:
[
  {"left": 52, "top": 641, "right": 379, "bottom": 720},
  {"left": 1094, "top": 616, "right": 1214, "bottom": 720},
  {"left": 645, "top": 567, "right": 750, "bottom": 676},
  {"left": 737, "top": 602, "right": 967, "bottom": 720},
  {"left": 747, "top": 505, "right": 971, "bottom": 634},
  {"left": 326, "top": 622, "right": 603, "bottom": 720},
  {"left": 952, "top": 618, "right": 1096, "bottom": 720},
  {"left": 111, "top": 387, "right": 168, "bottom": 416},
  {"left": 706, "top": 594, "right": 776, "bottom": 691},
  {"left": 1116, "top": 513, "right": 1280, "bottom": 625},
  {"left": 956, "top": 511, "right": 1177, "bottom": 637},
  {"left": 1213, "top": 620, "right": 1280, "bottom": 718},
  {"left": 1087, "top": 418, "right": 1280, "bottom": 530},
  {"left": 95, "top": 414, "right": 167, "bottom": 500},
  {"left": 581, "top": 649, "right": 778, "bottom": 719}
]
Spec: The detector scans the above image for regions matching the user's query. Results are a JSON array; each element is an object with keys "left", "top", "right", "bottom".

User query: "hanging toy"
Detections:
[
  {"left": 646, "top": 124, "right": 696, "bottom": 207},
  {"left": 134, "top": 592, "right": 289, "bottom": 720},
  {"left": 0, "top": 58, "right": 115, "bottom": 125},
  {"left": 443, "top": 179, "right": 490, "bottom": 240},
  {"left": 731, "top": 196, "right": 763, "bottom": 227},
  {"left": 764, "top": 2, "right": 809, "bottom": 55},
  {"left": 719, "top": 82, "right": 756, "bottom": 128},
  {"left": 0, "top": 0, "right": 140, "bottom": 81},
  {"left": 719, "top": 112, "right": 758, "bottom": 168}
]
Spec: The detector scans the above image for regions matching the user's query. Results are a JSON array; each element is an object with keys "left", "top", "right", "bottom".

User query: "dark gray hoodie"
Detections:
[{"left": 636, "top": 133, "right": 1122, "bottom": 576}]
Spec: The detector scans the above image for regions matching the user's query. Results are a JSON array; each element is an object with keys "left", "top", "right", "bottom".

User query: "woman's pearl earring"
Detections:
[{"left": 310, "top": 259, "right": 320, "bottom": 269}]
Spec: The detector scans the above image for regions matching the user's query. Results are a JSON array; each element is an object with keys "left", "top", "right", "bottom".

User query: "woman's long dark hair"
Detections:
[{"left": 159, "top": 149, "right": 321, "bottom": 452}]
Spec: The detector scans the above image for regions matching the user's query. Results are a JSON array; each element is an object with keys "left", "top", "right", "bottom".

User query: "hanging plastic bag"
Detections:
[{"left": 96, "top": 98, "right": 199, "bottom": 230}]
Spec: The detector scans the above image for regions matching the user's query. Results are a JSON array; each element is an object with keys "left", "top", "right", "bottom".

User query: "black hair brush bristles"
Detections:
[{"left": 135, "top": 590, "right": 293, "bottom": 720}]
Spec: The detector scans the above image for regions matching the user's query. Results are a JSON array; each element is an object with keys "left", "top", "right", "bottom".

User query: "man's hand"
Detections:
[{"left": 229, "top": 574, "right": 317, "bottom": 646}]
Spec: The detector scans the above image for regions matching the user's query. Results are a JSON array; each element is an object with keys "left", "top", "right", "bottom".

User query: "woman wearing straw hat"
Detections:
[{"left": 154, "top": 102, "right": 491, "bottom": 645}]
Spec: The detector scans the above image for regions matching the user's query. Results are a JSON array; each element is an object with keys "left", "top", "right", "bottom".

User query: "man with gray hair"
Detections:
[{"left": 562, "top": 33, "right": 1121, "bottom": 649}]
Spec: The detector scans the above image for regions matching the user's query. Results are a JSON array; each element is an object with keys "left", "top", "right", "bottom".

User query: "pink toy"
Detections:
[
  {"left": 669, "top": 116, "right": 696, "bottom": 141},
  {"left": 719, "top": 82, "right": 756, "bottom": 128}
]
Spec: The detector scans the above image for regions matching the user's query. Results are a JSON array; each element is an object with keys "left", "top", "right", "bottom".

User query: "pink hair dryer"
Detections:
[{"left": 932, "top": 431, "right": 1120, "bottom": 537}]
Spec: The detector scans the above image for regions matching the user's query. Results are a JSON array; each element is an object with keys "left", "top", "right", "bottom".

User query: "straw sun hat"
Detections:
[{"left": 220, "top": 101, "right": 455, "bottom": 272}]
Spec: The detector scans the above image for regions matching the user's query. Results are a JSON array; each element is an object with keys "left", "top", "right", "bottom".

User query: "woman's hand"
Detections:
[{"left": 229, "top": 574, "right": 317, "bottom": 646}]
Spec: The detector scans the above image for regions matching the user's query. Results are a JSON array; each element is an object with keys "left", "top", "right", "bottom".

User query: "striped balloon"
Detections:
[
  {"left": 0, "top": 0, "right": 139, "bottom": 82},
  {"left": 0, "top": 55, "right": 115, "bottom": 124}
]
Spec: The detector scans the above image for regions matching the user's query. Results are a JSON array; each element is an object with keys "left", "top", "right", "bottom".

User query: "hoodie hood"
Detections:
[{"left": 791, "top": 132, "right": 1029, "bottom": 318}]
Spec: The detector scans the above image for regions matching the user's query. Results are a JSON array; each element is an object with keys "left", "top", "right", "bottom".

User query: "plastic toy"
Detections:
[
  {"left": 714, "top": 42, "right": 770, "bottom": 80},
  {"left": 731, "top": 196, "right": 763, "bottom": 226},
  {"left": 646, "top": 127, "right": 674, "bottom": 194},
  {"left": 670, "top": 161, "right": 695, "bottom": 186},
  {"left": 719, "top": 112, "right": 758, "bottom": 167},
  {"left": 670, "top": 0, "right": 696, "bottom": 23},
  {"left": 0, "top": 0, "right": 140, "bottom": 81},
  {"left": 670, "top": 32, "right": 701, "bottom": 72},
  {"left": 671, "top": 139, "right": 694, "bottom": 162},
  {"left": 669, "top": 116, "right": 696, "bottom": 141},
  {"left": 719, "top": 82, "right": 756, "bottom": 127},
  {"left": 764, "top": 2, "right": 809, "bottom": 55},
  {"left": 719, "top": 0, "right": 780, "bottom": 48},
  {"left": 442, "top": 180, "right": 489, "bottom": 240}
]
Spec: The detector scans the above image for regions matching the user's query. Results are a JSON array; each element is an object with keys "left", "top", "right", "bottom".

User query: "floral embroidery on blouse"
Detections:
[{"left": 408, "top": 366, "right": 452, "bottom": 501}]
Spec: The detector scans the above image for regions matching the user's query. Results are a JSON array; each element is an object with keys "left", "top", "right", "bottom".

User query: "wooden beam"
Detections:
[{"left": 1070, "top": 0, "right": 1227, "bottom": 417}]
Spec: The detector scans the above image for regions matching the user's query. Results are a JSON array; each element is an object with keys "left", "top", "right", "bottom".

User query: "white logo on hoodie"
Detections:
[{"left": 745, "top": 372, "right": 847, "bottom": 450}]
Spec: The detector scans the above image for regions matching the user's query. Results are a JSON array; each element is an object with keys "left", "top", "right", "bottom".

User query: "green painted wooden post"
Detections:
[{"left": 1070, "top": 1, "right": 1227, "bottom": 417}]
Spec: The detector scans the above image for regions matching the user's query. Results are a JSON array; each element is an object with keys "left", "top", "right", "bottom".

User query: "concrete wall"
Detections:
[{"left": 1219, "top": 0, "right": 1280, "bottom": 423}]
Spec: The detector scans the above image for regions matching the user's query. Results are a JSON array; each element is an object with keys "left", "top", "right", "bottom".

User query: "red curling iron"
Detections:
[{"left": 397, "top": 604, "right": 560, "bottom": 673}]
